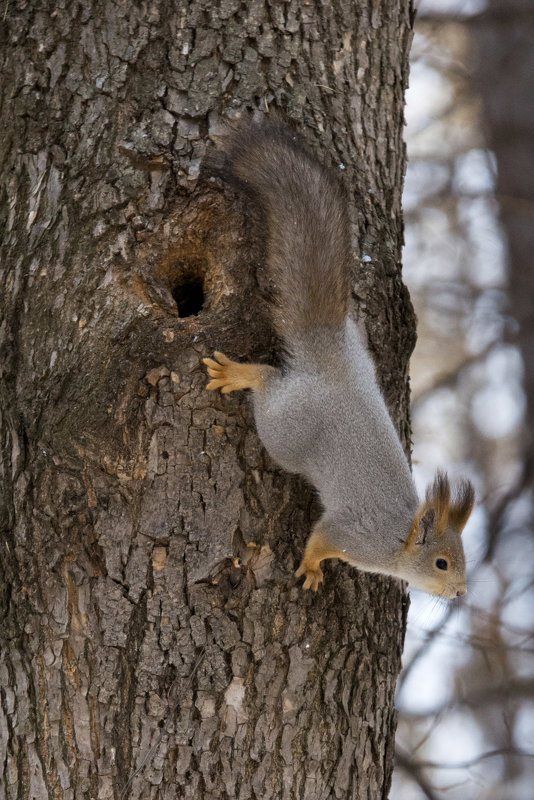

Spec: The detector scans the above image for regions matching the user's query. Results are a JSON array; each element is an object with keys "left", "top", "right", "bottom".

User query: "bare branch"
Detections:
[
  {"left": 411, "top": 343, "right": 496, "bottom": 413},
  {"left": 395, "top": 747, "right": 441, "bottom": 800},
  {"left": 483, "top": 455, "right": 533, "bottom": 562},
  {"left": 401, "top": 678, "right": 534, "bottom": 720},
  {"left": 405, "top": 746, "right": 534, "bottom": 771}
]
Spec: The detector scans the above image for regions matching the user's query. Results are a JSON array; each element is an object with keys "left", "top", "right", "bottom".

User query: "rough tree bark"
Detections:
[{"left": 0, "top": 2, "right": 415, "bottom": 799}]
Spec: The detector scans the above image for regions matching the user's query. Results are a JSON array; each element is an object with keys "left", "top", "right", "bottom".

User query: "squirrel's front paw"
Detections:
[
  {"left": 295, "top": 562, "right": 324, "bottom": 592},
  {"left": 203, "top": 352, "right": 272, "bottom": 393},
  {"left": 203, "top": 352, "right": 243, "bottom": 394}
]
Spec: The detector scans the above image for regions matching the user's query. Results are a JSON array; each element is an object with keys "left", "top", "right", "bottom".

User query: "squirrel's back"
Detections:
[{"left": 221, "top": 117, "right": 352, "bottom": 351}]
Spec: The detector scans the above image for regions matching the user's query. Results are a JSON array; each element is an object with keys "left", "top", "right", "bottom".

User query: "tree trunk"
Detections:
[
  {"left": 473, "top": 0, "right": 534, "bottom": 477},
  {"left": 0, "top": 2, "right": 415, "bottom": 798}
]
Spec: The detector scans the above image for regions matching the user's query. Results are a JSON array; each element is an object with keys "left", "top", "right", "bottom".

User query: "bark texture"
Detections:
[{"left": 0, "top": 2, "right": 415, "bottom": 798}]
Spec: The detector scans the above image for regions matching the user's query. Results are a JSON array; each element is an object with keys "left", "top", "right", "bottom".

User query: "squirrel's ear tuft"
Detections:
[
  {"left": 425, "top": 470, "right": 450, "bottom": 531},
  {"left": 449, "top": 479, "right": 475, "bottom": 532}
]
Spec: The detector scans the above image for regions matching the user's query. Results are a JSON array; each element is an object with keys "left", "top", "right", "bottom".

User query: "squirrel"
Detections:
[{"left": 203, "top": 117, "right": 475, "bottom": 599}]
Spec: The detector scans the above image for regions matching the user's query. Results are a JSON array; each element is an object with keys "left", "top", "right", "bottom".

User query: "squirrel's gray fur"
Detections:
[{"left": 208, "top": 117, "right": 474, "bottom": 598}]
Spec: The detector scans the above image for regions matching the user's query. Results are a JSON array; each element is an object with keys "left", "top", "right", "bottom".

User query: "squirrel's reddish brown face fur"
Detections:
[{"left": 401, "top": 471, "right": 475, "bottom": 598}]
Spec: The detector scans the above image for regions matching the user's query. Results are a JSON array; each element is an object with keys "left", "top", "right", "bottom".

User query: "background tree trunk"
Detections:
[
  {"left": 0, "top": 2, "right": 415, "bottom": 798},
  {"left": 473, "top": 0, "right": 534, "bottom": 479},
  {"left": 470, "top": 2, "right": 534, "bottom": 783}
]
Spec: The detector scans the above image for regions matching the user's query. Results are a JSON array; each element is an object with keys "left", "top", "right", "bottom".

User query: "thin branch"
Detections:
[
  {"left": 397, "top": 604, "right": 456, "bottom": 693},
  {"left": 483, "top": 455, "right": 533, "bottom": 562},
  {"left": 400, "top": 678, "right": 534, "bottom": 721},
  {"left": 411, "top": 342, "right": 496, "bottom": 412},
  {"left": 395, "top": 747, "right": 441, "bottom": 800},
  {"left": 416, "top": 6, "right": 534, "bottom": 25},
  {"left": 405, "top": 746, "right": 534, "bottom": 770}
]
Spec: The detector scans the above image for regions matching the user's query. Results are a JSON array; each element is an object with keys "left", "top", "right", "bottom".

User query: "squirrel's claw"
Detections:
[
  {"left": 203, "top": 358, "right": 221, "bottom": 370},
  {"left": 213, "top": 351, "right": 232, "bottom": 364}
]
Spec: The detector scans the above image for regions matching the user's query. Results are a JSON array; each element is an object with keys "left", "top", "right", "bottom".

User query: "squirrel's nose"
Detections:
[{"left": 456, "top": 588, "right": 467, "bottom": 597}]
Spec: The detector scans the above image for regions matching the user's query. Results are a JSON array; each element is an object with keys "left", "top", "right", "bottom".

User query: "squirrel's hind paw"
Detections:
[{"left": 295, "top": 562, "right": 324, "bottom": 592}]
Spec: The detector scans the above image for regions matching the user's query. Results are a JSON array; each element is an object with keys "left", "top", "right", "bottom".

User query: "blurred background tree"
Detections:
[{"left": 392, "top": 1, "right": 534, "bottom": 798}]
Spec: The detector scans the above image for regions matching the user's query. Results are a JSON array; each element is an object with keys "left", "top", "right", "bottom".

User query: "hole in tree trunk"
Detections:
[{"left": 171, "top": 274, "right": 205, "bottom": 317}]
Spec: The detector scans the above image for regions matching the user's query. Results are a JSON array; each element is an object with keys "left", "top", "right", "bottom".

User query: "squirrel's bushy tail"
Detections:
[{"left": 222, "top": 117, "right": 352, "bottom": 348}]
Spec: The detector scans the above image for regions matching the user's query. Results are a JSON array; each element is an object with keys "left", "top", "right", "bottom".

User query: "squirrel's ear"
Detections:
[
  {"left": 416, "top": 508, "right": 435, "bottom": 545},
  {"left": 406, "top": 507, "right": 435, "bottom": 548},
  {"left": 449, "top": 479, "right": 475, "bottom": 532},
  {"left": 426, "top": 470, "right": 450, "bottom": 531}
]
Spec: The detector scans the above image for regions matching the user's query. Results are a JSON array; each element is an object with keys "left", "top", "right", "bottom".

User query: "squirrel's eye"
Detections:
[{"left": 436, "top": 558, "right": 448, "bottom": 571}]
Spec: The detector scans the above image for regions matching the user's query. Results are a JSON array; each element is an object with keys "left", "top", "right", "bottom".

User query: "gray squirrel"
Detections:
[{"left": 204, "top": 117, "right": 475, "bottom": 598}]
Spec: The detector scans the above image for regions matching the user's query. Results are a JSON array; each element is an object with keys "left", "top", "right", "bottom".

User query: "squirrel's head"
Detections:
[{"left": 400, "top": 471, "right": 475, "bottom": 599}]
